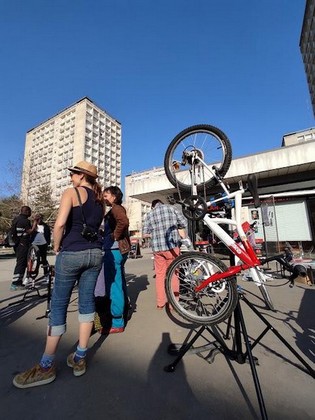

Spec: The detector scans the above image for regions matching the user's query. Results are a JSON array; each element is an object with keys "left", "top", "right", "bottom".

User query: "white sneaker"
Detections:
[{"left": 23, "top": 277, "right": 32, "bottom": 287}]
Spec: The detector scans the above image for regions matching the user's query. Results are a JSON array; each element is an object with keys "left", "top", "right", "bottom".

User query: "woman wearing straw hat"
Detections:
[{"left": 13, "top": 161, "right": 104, "bottom": 388}]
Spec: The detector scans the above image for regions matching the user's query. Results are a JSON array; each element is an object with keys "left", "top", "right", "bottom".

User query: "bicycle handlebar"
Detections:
[{"left": 260, "top": 253, "right": 293, "bottom": 272}]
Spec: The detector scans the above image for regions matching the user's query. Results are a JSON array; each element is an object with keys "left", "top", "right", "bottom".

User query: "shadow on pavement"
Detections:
[
  {"left": 0, "top": 297, "right": 46, "bottom": 327},
  {"left": 126, "top": 273, "right": 149, "bottom": 316},
  {"left": 295, "top": 287, "right": 315, "bottom": 364}
]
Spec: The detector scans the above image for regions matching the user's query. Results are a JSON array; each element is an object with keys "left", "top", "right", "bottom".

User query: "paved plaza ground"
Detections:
[{"left": 0, "top": 248, "right": 314, "bottom": 420}]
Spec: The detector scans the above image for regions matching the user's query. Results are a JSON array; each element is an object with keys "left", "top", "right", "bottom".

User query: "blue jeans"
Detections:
[
  {"left": 104, "top": 250, "right": 128, "bottom": 328},
  {"left": 48, "top": 249, "right": 103, "bottom": 336}
]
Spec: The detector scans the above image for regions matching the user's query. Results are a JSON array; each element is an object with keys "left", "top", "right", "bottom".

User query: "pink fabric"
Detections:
[{"left": 153, "top": 247, "right": 180, "bottom": 307}]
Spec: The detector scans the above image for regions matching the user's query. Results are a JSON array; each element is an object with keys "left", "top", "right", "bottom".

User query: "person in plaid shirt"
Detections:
[{"left": 143, "top": 199, "right": 191, "bottom": 309}]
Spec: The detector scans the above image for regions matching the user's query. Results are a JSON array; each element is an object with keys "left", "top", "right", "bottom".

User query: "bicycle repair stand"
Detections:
[
  {"left": 8, "top": 265, "right": 54, "bottom": 313},
  {"left": 164, "top": 290, "right": 315, "bottom": 420},
  {"left": 36, "top": 264, "right": 54, "bottom": 320},
  {"left": 8, "top": 280, "right": 46, "bottom": 306}
]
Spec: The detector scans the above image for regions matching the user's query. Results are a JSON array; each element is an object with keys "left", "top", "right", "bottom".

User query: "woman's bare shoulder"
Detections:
[{"left": 61, "top": 187, "right": 76, "bottom": 198}]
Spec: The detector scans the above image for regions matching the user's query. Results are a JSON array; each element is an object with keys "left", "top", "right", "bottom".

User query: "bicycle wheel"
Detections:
[
  {"left": 27, "top": 245, "right": 41, "bottom": 279},
  {"left": 258, "top": 283, "right": 275, "bottom": 311},
  {"left": 165, "top": 252, "right": 238, "bottom": 325},
  {"left": 164, "top": 124, "right": 232, "bottom": 192}
]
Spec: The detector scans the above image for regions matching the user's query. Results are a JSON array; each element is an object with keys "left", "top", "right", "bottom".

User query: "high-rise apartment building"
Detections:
[
  {"left": 21, "top": 97, "right": 121, "bottom": 205},
  {"left": 300, "top": 0, "right": 315, "bottom": 116}
]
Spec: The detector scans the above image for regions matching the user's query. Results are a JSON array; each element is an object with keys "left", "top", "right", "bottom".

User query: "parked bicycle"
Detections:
[
  {"left": 24, "top": 244, "right": 41, "bottom": 288},
  {"left": 24, "top": 244, "right": 54, "bottom": 292},
  {"left": 8, "top": 244, "right": 54, "bottom": 310},
  {"left": 163, "top": 124, "right": 277, "bottom": 326}
]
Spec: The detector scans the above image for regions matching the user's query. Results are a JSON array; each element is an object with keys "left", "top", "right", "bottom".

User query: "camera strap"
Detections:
[{"left": 74, "top": 187, "right": 87, "bottom": 227}]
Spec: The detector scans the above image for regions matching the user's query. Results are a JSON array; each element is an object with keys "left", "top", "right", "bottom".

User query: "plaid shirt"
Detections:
[{"left": 143, "top": 203, "right": 187, "bottom": 252}]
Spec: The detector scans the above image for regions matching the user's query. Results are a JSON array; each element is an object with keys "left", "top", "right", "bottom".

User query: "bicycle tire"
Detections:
[
  {"left": 165, "top": 252, "right": 238, "bottom": 325},
  {"left": 258, "top": 283, "right": 275, "bottom": 311},
  {"left": 26, "top": 244, "right": 41, "bottom": 279},
  {"left": 164, "top": 124, "right": 232, "bottom": 192}
]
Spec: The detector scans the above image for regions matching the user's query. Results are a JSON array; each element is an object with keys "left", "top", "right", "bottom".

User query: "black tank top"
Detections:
[{"left": 61, "top": 187, "right": 103, "bottom": 251}]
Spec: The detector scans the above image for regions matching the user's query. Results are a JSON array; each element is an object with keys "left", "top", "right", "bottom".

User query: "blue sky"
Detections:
[{"left": 0, "top": 0, "right": 313, "bottom": 196}]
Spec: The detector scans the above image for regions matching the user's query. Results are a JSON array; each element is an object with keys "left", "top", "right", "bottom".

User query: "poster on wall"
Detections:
[
  {"left": 261, "top": 202, "right": 273, "bottom": 226},
  {"left": 250, "top": 209, "right": 259, "bottom": 220}
]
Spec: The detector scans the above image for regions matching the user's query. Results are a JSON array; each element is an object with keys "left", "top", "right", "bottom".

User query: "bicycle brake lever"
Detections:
[
  {"left": 212, "top": 165, "right": 231, "bottom": 191},
  {"left": 211, "top": 165, "right": 222, "bottom": 179}
]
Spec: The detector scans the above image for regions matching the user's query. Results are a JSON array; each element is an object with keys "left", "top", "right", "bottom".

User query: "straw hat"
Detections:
[{"left": 67, "top": 161, "right": 98, "bottom": 178}]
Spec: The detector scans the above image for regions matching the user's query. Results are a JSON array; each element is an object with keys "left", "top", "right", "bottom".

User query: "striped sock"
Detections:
[
  {"left": 39, "top": 353, "right": 55, "bottom": 369},
  {"left": 74, "top": 345, "right": 87, "bottom": 363}
]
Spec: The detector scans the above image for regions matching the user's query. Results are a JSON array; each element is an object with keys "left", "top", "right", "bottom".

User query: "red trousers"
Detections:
[{"left": 153, "top": 247, "right": 180, "bottom": 307}]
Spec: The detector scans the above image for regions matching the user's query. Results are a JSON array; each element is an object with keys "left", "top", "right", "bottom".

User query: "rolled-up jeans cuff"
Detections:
[
  {"left": 47, "top": 324, "right": 66, "bottom": 336},
  {"left": 79, "top": 312, "right": 95, "bottom": 323}
]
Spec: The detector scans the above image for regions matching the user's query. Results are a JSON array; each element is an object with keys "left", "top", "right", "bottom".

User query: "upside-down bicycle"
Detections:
[
  {"left": 163, "top": 124, "right": 276, "bottom": 326},
  {"left": 162, "top": 125, "right": 315, "bottom": 420}
]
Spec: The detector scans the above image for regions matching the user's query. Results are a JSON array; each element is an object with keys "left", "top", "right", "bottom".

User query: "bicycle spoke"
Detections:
[
  {"left": 164, "top": 124, "right": 232, "bottom": 192},
  {"left": 166, "top": 252, "right": 238, "bottom": 325}
]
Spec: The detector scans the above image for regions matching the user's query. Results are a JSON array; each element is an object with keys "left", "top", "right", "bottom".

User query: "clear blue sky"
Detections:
[{"left": 0, "top": 0, "right": 313, "bottom": 196}]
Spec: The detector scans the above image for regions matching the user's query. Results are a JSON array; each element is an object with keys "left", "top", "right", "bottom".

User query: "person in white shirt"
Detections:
[{"left": 24, "top": 214, "right": 51, "bottom": 286}]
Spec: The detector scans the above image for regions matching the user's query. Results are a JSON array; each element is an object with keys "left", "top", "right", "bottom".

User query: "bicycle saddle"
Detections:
[{"left": 247, "top": 174, "right": 261, "bottom": 208}]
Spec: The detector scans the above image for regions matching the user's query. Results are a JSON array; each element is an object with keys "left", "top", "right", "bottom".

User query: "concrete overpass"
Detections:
[{"left": 125, "top": 139, "right": 315, "bottom": 204}]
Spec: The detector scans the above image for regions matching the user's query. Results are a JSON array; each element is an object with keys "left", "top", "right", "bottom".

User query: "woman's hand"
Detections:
[{"left": 53, "top": 246, "right": 60, "bottom": 254}]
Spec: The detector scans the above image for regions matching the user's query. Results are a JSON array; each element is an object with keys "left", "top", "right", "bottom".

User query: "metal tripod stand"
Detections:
[
  {"left": 164, "top": 290, "right": 315, "bottom": 420},
  {"left": 36, "top": 264, "right": 54, "bottom": 320}
]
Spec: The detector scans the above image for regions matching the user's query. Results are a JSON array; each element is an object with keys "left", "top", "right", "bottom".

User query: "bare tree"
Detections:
[
  {"left": 0, "top": 158, "right": 23, "bottom": 198},
  {"left": 30, "top": 184, "right": 57, "bottom": 226},
  {"left": 0, "top": 195, "right": 23, "bottom": 234}
]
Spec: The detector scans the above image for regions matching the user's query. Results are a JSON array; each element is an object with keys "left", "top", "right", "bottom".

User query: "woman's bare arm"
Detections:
[{"left": 53, "top": 189, "right": 73, "bottom": 253}]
